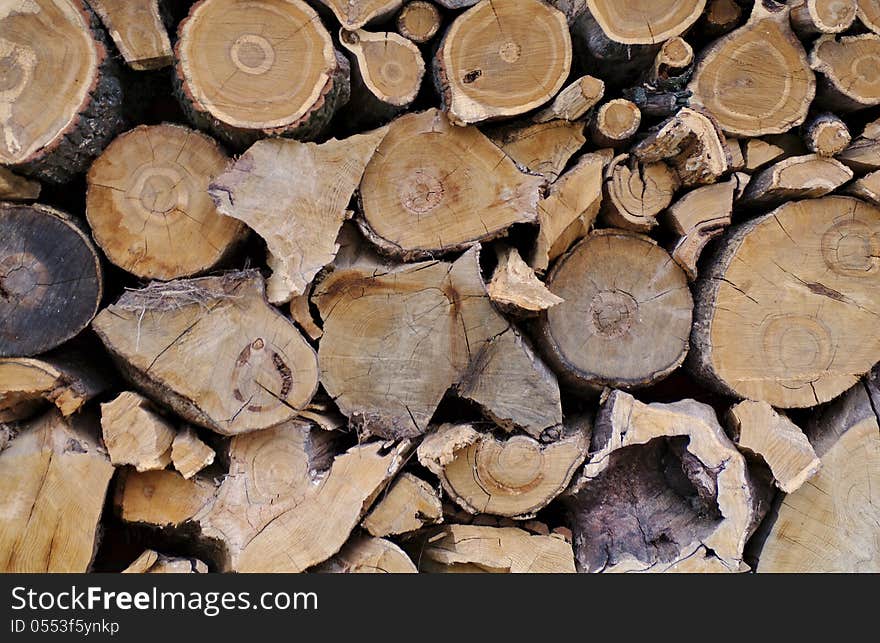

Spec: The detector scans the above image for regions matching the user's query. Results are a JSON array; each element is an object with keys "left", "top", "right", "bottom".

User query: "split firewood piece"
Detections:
[
  {"left": 487, "top": 246, "right": 563, "bottom": 316},
  {"left": 601, "top": 154, "right": 679, "bottom": 232},
  {"left": 289, "top": 291, "right": 323, "bottom": 341},
  {"left": 487, "top": 119, "right": 586, "bottom": 182},
  {"left": 121, "top": 549, "right": 159, "bottom": 573},
  {"left": 532, "top": 75, "right": 605, "bottom": 123},
  {"left": 590, "top": 99, "right": 641, "bottom": 148},
  {"left": 811, "top": 34, "right": 880, "bottom": 112},
  {"left": 358, "top": 109, "right": 541, "bottom": 260},
  {"left": 702, "top": 0, "right": 743, "bottom": 36},
  {"left": 536, "top": 230, "right": 693, "bottom": 391},
  {"left": 434, "top": 0, "right": 572, "bottom": 125},
  {"left": 397, "top": 1, "right": 441, "bottom": 44},
  {"left": 530, "top": 151, "right": 608, "bottom": 273},
  {"left": 426, "top": 423, "right": 589, "bottom": 518},
  {"left": 838, "top": 117, "right": 880, "bottom": 171},
  {"left": 171, "top": 427, "right": 215, "bottom": 479},
  {"left": 689, "top": 2, "right": 815, "bottom": 137},
  {"left": 739, "top": 154, "right": 853, "bottom": 207},
  {"left": 317, "top": 536, "right": 417, "bottom": 573},
  {"left": 418, "top": 525, "right": 576, "bottom": 573},
  {"left": 803, "top": 113, "right": 851, "bottom": 157},
  {"left": 0, "top": 410, "right": 113, "bottom": 572},
  {"left": 339, "top": 29, "right": 425, "bottom": 127},
  {"left": 567, "top": 391, "right": 756, "bottom": 573},
  {"left": 0, "top": 348, "right": 112, "bottom": 422},
  {"left": 790, "top": 0, "right": 857, "bottom": 35},
  {"left": 845, "top": 169, "right": 880, "bottom": 204},
  {"left": 644, "top": 37, "right": 694, "bottom": 85},
  {"left": 319, "top": 0, "right": 402, "bottom": 29},
  {"left": 0, "top": 0, "right": 124, "bottom": 184},
  {"left": 665, "top": 176, "right": 739, "bottom": 281},
  {"left": 584, "top": 0, "right": 706, "bottom": 45},
  {"left": 725, "top": 401, "right": 820, "bottom": 494},
  {"left": 101, "top": 391, "right": 175, "bottom": 472},
  {"left": 725, "top": 139, "right": 745, "bottom": 171},
  {"left": 87, "top": 124, "right": 247, "bottom": 281},
  {"left": 209, "top": 128, "right": 387, "bottom": 304},
  {"left": 92, "top": 271, "right": 319, "bottom": 435},
  {"left": 0, "top": 203, "right": 103, "bottom": 358},
  {"left": 756, "top": 376, "right": 880, "bottom": 572},
  {"left": 363, "top": 472, "right": 442, "bottom": 537},
  {"left": 174, "top": 0, "right": 350, "bottom": 148},
  {"left": 86, "top": 0, "right": 173, "bottom": 70},
  {"left": 122, "top": 550, "right": 209, "bottom": 574},
  {"left": 632, "top": 108, "right": 729, "bottom": 188},
  {"left": 743, "top": 138, "right": 786, "bottom": 172},
  {"left": 858, "top": 0, "right": 880, "bottom": 32},
  {"left": 0, "top": 167, "right": 40, "bottom": 201},
  {"left": 115, "top": 469, "right": 216, "bottom": 527},
  {"left": 691, "top": 195, "right": 880, "bottom": 408}
]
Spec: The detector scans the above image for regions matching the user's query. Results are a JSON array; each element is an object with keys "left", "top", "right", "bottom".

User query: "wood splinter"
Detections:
[{"left": 488, "top": 246, "right": 563, "bottom": 317}]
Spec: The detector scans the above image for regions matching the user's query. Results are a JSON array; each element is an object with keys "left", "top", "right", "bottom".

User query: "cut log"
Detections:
[
  {"left": 115, "top": 468, "right": 215, "bottom": 527},
  {"left": 434, "top": 0, "right": 572, "bottom": 125},
  {"left": 532, "top": 75, "right": 605, "bottom": 123},
  {"left": 487, "top": 246, "right": 563, "bottom": 316},
  {"left": 363, "top": 472, "right": 442, "bottom": 537},
  {"left": 743, "top": 138, "right": 786, "bottom": 171},
  {"left": 101, "top": 391, "right": 175, "bottom": 472},
  {"left": 536, "top": 230, "right": 693, "bottom": 391},
  {"left": 811, "top": 34, "right": 880, "bottom": 111},
  {"left": 358, "top": 109, "right": 541, "bottom": 260},
  {"left": 845, "top": 169, "right": 880, "bottom": 204},
  {"left": 209, "top": 127, "right": 387, "bottom": 304},
  {"left": 690, "top": 195, "right": 880, "bottom": 408},
  {"left": 92, "top": 271, "right": 319, "bottom": 435},
  {"left": 530, "top": 150, "right": 608, "bottom": 273},
  {"left": 857, "top": 0, "right": 880, "bottom": 33},
  {"left": 122, "top": 549, "right": 209, "bottom": 574},
  {"left": 86, "top": 0, "right": 173, "bottom": 70},
  {"left": 0, "top": 167, "right": 40, "bottom": 201},
  {"left": 0, "top": 410, "right": 113, "bottom": 572},
  {"left": 0, "top": 203, "right": 103, "bottom": 358},
  {"left": 486, "top": 119, "right": 586, "bottom": 182},
  {"left": 87, "top": 124, "right": 247, "bottom": 281},
  {"left": 601, "top": 154, "right": 679, "bottom": 232},
  {"left": 645, "top": 37, "right": 694, "bottom": 85},
  {"left": 590, "top": 99, "right": 641, "bottom": 148},
  {"left": 725, "top": 400, "right": 821, "bottom": 494},
  {"left": 0, "top": 347, "right": 112, "bottom": 422},
  {"left": 790, "top": 0, "right": 857, "bottom": 35},
  {"left": 739, "top": 153, "right": 853, "bottom": 207},
  {"left": 397, "top": 1, "right": 441, "bottom": 44},
  {"left": 319, "top": 0, "right": 402, "bottom": 30},
  {"left": 417, "top": 525, "right": 576, "bottom": 573},
  {"left": 702, "top": 0, "right": 743, "bottom": 36},
  {"left": 425, "top": 423, "right": 589, "bottom": 518},
  {"left": 756, "top": 376, "right": 880, "bottom": 572},
  {"left": 803, "top": 112, "right": 851, "bottom": 156},
  {"left": 688, "top": 2, "right": 815, "bottom": 137},
  {"left": 0, "top": 0, "right": 124, "bottom": 184},
  {"left": 838, "top": 117, "right": 880, "bottom": 171},
  {"left": 584, "top": 0, "right": 706, "bottom": 45},
  {"left": 632, "top": 107, "right": 729, "bottom": 188},
  {"left": 317, "top": 536, "right": 417, "bottom": 573},
  {"left": 171, "top": 427, "right": 215, "bottom": 479},
  {"left": 570, "top": 10, "right": 661, "bottom": 87},
  {"left": 339, "top": 29, "right": 425, "bottom": 128},
  {"left": 174, "top": 0, "right": 350, "bottom": 148},
  {"left": 567, "top": 391, "right": 756, "bottom": 573}
]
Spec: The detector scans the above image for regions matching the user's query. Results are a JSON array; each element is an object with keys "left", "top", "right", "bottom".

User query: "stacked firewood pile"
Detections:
[{"left": 1, "top": 0, "right": 878, "bottom": 574}]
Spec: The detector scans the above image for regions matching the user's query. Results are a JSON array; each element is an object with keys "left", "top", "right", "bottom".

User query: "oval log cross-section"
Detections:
[{"left": 585, "top": 0, "right": 707, "bottom": 45}]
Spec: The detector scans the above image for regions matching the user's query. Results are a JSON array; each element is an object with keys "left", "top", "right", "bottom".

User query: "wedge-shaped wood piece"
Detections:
[
  {"left": 726, "top": 401, "right": 820, "bottom": 493},
  {"left": 845, "top": 169, "right": 880, "bottom": 204},
  {"left": 533, "top": 75, "right": 605, "bottom": 123},
  {"left": 0, "top": 0, "right": 124, "bottom": 183},
  {"left": 115, "top": 469, "right": 216, "bottom": 527},
  {"left": 397, "top": 1, "right": 441, "bottom": 44},
  {"left": 171, "top": 428, "right": 215, "bottom": 480},
  {"left": 122, "top": 550, "right": 209, "bottom": 574},
  {"left": 0, "top": 410, "right": 113, "bottom": 572},
  {"left": 743, "top": 138, "right": 786, "bottom": 171},
  {"left": 434, "top": 0, "right": 572, "bottom": 125},
  {"left": 363, "top": 472, "right": 442, "bottom": 537},
  {"left": 210, "top": 128, "right": 387, "bottom": 304},
  {"left": 487, "top": 119, "right": 586, "bottom": 182},
  {"left": 585, "top": 0, "right": 706, "bottom": 44},
  {"left": 691, "top": 196, "right": 880, "bottom": 408},
  {"left": 320, "top": 0, "right": 402, "bottom": 29},
  {"left": 92, "top": 271, "right": 318, "bottom": 435},
  {"left": 0, "top": 204, "right": 103, "bottom": 358},
  {"left": 418, "top": 525, "right": 576, "bottom": 573},
  {"left": 359, "top": 110, "right": 540, "bottom": 259},
  {"left": 689, "top": 2, "right": 815, "bottom": 136},
  {"left": 811, "top": 34, "right": 880, "bottom": 111},
  {"left": 756, "top": 376, "right": 880, "bottom": 572},
  {"left": 317, "top": 536, "right": 417, "bottom": 573},
  {"left": 488, "top": 246, "right": 563, "bottom": 316},
  {"left": 790, "top": 0, "right": 856, "bottom": 35},
  {"left": 88, "top": 124, "right": 247, "bottom": 281},
  {"left": 567, "top": 391, "right": 756, "bottom": 573},
  {"left": 0, "top": 167, "right": 40, "bottom": 201},
  {"left": 804, "top": 113, "right": 851, "bottom": 156},
  {"left": 601, "top": 154, "right": 679, "bottom": 232},
  {"left": 838, "top": 117, "right": 880, "bottom": 171},
  {"left": 87, "top": 0, "right": 173, "bottom": 70},
  {"left": 537, "top": 230, "right": 693, "bottom": 391},
  {"left": 101, "top": 391, "right": 175, "bottom": 472},
  {"left": 740, "top": 154, "right": 852, "bottom": 207}
]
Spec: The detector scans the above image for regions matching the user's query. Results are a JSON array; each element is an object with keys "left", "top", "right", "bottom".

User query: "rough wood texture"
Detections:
[
  {"left": 601, "top": 154, "right": 679, "bottom": 231},
  {"left": 811, "top": 33, "right": 880, "bottom": 111},
  {"left": 691, "top": 195, "right": 880, "bottom": 408},
  {"left": 845, "top": 169, "right": 880, "bottom": 204},
  {"left": 317, "top": 536, "right": 417, "bottom": 573},
  {"left": 838, "top": 117, "right": 880, "bottom": 171},
  {"left": 0, "top": 167, "right": 40, "bottom": 201},
  {"left": 122, "top": 550, "right": 209, "bottom": 574},
  {"left": 101, "top": 391, "right": 175, "bottom": 472},
  {"left": 319, "top": 0, "right": 402, "bottom": 29},
  {"left": 740, "top": 154, "right": 852, "bottom": 207},
  {"left": 585, "top": 0, "right": 706, "bottom": 44},
  {"left": 397, "top": 1, "right": 441, "bottom": 44},
  {"left": 86, "top": 0, "right": 173, "bottom": 70},
  {"left": 170, "top": 427, "right": 215, "bottom": 479},
  {"left": 0, "top": 203, "right": 103, "bottom": 358},
  {"left": 790, "top": 0, "right": 856, "bottom": 35},
  {"left": 115, "top": 468, "right": 215, "bottom": 527},
  {"left": 532, "top": 75, "right": 604, "bottom": 123},
  {"left": 590, "top": 99, "right": 641, "bottom": 148},
  {"left": 487, "top": 119, "right": 586, "bottom": 182},
  {"left": 363, "top": 472, "right": 442, "bottom": 537},
  {"left": 743, "top": 138, "right": 786, "bottom": 171},
  {"left": 804, "top": 112, "right": 851, "bottom": 156},
  {"left": 487, "top": 246, "right": 563, "bottom": 316}
]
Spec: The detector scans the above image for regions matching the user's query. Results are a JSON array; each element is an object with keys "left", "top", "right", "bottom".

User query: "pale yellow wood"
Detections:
[
  {"left": 845, "top": 169, "right": 880, "bottom": 205},
  {"left": 363, "top": 472, "right": 442, "bottom": 537},
  {"left": 741, "top": 154, "right": 853, "bottom": 206},
  {"left": 115, "top": 469, "right": 215, "bottom": 526},
  {"left": 744, "top": 138, "right": 786, "bottom": 171},
  {"left": 488, "top": 246, "right": 563, "bottom": 315},
  {"left": 122, "top": 549, "right": 208, "bottom": 573},
  {"left": 397, "top": 1, "right": 441, "bottom": 44},
  {"left": 87, "top": 0, "right": 172, "bottom": 70},
  {"left": 590, "top": 99, "right": 641, "bottom": 148},
  {"left": 790, "top": 0, "right": 857, "bottom": 35},
  {"left": 487, "top": 119, "right": 586, "bottom": 182},
  {"left": 602, "top": 154, "right": 679, "bottom": 232},
  {"left": 811, "top": 33, "right": 880, "bottom": 110},
  {"left": 121, "top": 549, "right": 160, "bottom": 573},
  {"left": 533, "top": 75, "right": 604, "bottom": 123},
  {"left": 101, "top": 391, "right": 174, "bottom": 472},
  {"left": 171, "top": 427, "right": 215, "bottom": 479},
  {"left": 319, "top": 0, "right": 403, "bottom": 29},
  {"left": 318, "top": 536, "right": 417, "bottom": 573},
  {"left": 340, "top": 29, "right": 424, "bottom": 107},
  {"left": 586, "top": 0, "right": 706, "bottom": 44}
]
